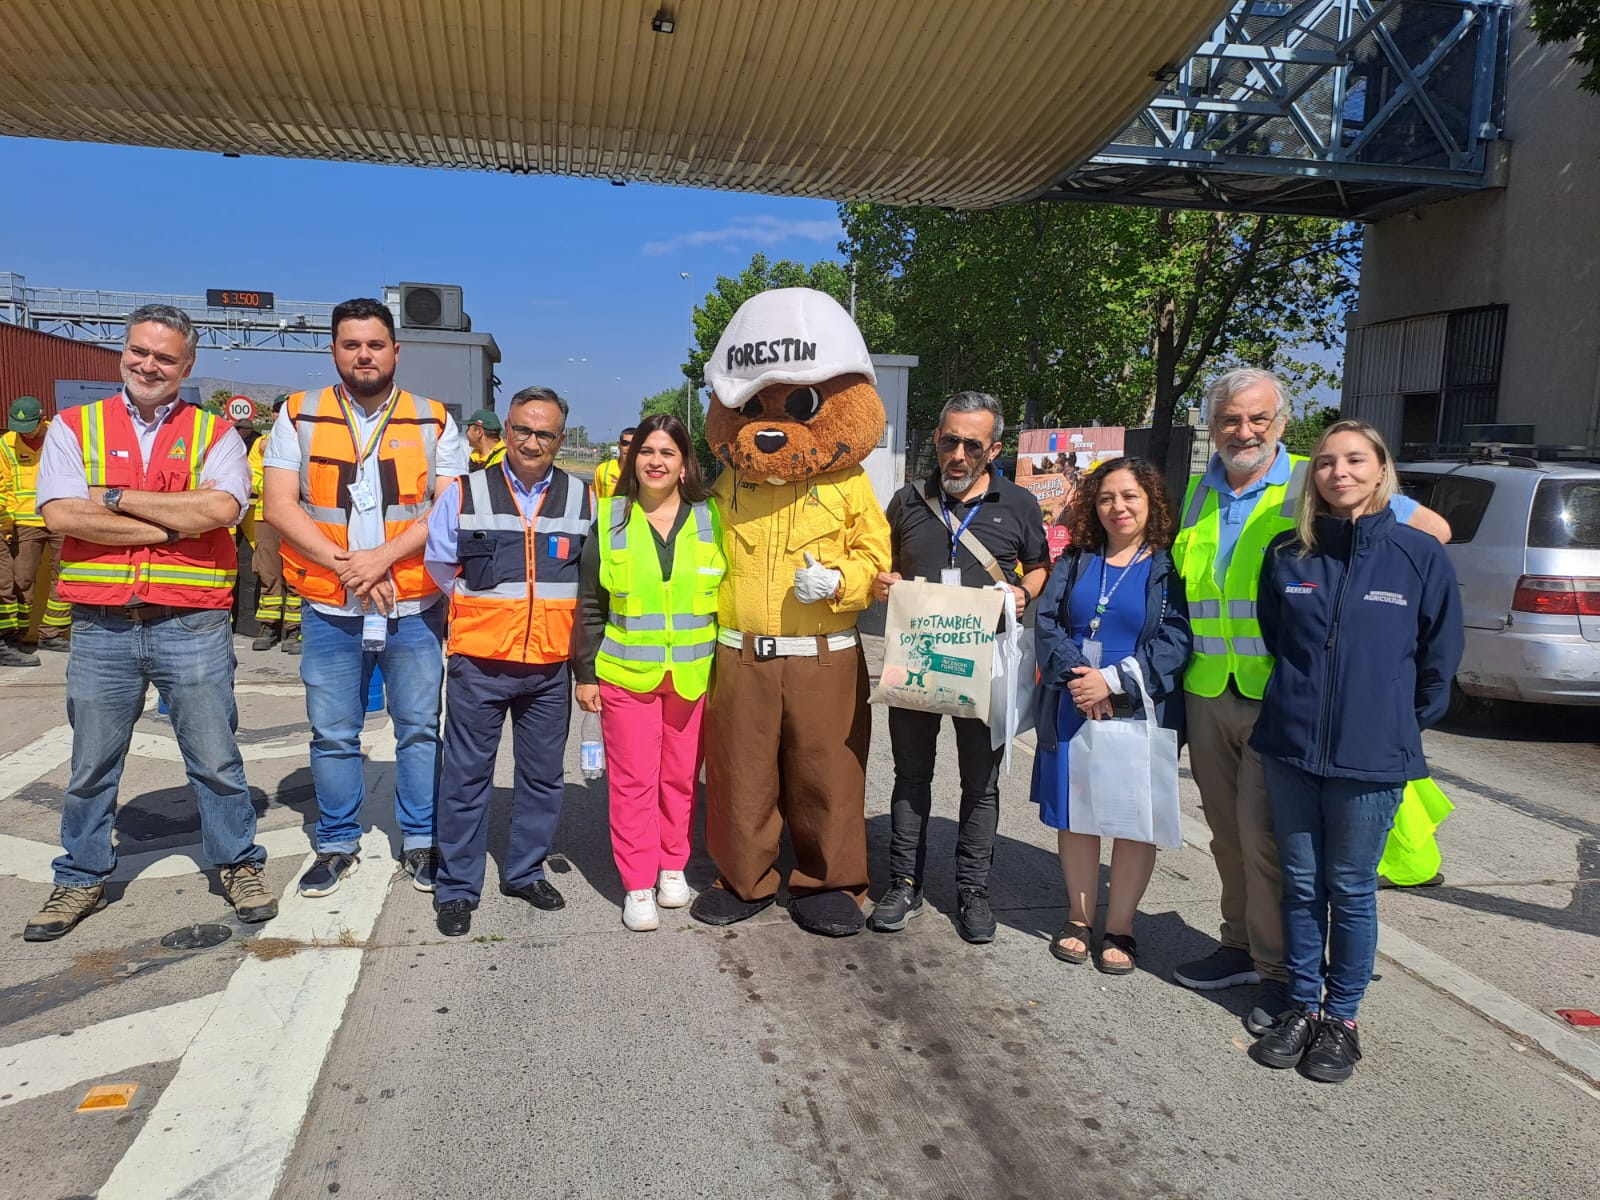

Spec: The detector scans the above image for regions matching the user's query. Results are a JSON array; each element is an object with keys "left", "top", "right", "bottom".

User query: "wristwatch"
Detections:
[{"left": 102, "top": 487, "right": 123, "bottom": 512}]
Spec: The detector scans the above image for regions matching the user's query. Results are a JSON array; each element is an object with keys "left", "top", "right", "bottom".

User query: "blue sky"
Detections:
[{"left": 0, "top": 136, "right": 844, "bottom": 437}]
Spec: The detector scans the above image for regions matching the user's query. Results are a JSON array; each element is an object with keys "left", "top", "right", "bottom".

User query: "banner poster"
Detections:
[{"left": 1015, "top": 427, "right": 1126, "bottom": 560}]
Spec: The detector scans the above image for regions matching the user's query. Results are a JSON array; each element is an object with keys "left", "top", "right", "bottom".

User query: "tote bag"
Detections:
[
  {"left": 990, "top": 582, "right": 1039, "bottom": 770},
  {"left": 1066, "top": 659, "right": 1182, "bottom": 848},
  {"left": 870, "top": 578, "right": 1004, "bottom": 723}
]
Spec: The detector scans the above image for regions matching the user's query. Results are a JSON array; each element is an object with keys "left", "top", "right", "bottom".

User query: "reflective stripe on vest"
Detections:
[
  {"left": 594, "top": 496, "right": 725, "bottom": 701},
  {"left": 55, "top": 401, "right": 238, "bottom": 609},
  {"left": 279, "top": 387, "right": 444, "bottom": 606},
  {"left": 1172, "top": 454, "right": 1307, "bottom": 700},
  {"left": 447, "top": 466, "right": 594, "bottom": 663}
]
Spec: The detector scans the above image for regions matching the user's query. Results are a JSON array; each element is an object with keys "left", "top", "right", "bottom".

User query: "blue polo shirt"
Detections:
[{"left": 1203, "top": 447, "right": 1418, "bottom": 585}]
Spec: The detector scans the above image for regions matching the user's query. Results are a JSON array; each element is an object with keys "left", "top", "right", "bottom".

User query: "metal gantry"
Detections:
[
  {"left": 1044, "top": 0, "right": 1513, "bottom": 219},
  {"left": 0, "top": 272, "right": 334, "bottom": 353}
]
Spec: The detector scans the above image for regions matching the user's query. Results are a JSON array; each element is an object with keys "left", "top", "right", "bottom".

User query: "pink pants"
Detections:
[{"left": 600, "top": 678, "right": 705, "bottom": 891}]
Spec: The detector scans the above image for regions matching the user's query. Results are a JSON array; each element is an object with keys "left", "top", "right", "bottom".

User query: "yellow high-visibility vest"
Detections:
[{"left": 595, "top": 496, "right": 726, "bottom": 700}]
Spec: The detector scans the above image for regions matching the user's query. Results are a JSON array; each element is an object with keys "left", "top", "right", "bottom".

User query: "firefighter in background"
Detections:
[
  {"left": 0, "top": 428, "right": 28, "bottom": 667},
  {"left": 592, "top": 426, "right": 634, "bottom": 499},
  {"left": 1, "top": 396, "right": 72, "bottom": 657},
  {"left": 248, "top": 395, "right": 302, "bottom": 652},
  {"left": 465, "top": 409, "right": 506, "bottom": 472}
]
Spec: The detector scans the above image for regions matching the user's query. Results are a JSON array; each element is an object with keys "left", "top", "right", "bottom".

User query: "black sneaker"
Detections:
[
  {"left": 1174, "top": 945, "right": 1261, "bottom": 991},
  {"left": 1251, "top": 1006, "right": 1319, "bottom": 1070},
  {"left": 251, "top": 627, "right": 280, "bottom": 651},
  {"left": 1303, "top": 1017, "right": 1363, "bottom": 1083},
  {"left": 404, "top": 847, "right": 439, "bottom": 892},
  {"left": 0, "top": 640, "right": 40, "bottom": 667},
  {"left": 956, "top": 886, "right": 997, "bottom": 944},
  {"left": 1246, "top": 981, "right": 1291, "bottom": 1037},
  {"left": 867, "top": 877, "right": 923, "bottom": 933},
  {"left": 281, "top": 626, "right": 302, "bottom": 655},
  {"left": 298, "top": 851, "right": 359, "bottom": 897}
]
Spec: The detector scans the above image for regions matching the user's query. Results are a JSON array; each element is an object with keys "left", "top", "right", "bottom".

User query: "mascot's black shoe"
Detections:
[
  {"left": 690, "top": 886, "right": 776, "bottom": 926},
  {"left": 790, "top": 891, "right": 865, "bottom": 938}
]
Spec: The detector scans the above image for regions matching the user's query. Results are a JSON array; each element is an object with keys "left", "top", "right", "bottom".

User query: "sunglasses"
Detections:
[
  {"left": 936, "top": 435, "right": 992, "bottom": 458},
  {"left": 507, "top": 425, "right": 560, "bottom": 446}
]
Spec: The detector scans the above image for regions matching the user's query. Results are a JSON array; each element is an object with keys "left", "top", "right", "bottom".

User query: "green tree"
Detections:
[
  {"left": 565, "top": 424, "right": 590, "bottom": 449},
  {"left": 206, "top": 387, "right": 232, "bottom": 414},
  {"left": 1282, "top": 405, "right": 1340, "bottom": 455},
  {"left": 1530, "top": 0, "right": 1600, "bottom": 95},
  {"left": 839, "top": 202, "right": 1359, "bottom": 465}
]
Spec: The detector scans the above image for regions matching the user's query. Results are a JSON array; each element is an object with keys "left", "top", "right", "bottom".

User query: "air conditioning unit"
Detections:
[{"left": 394, "top": 282, "right": 465, "bottom": 331}]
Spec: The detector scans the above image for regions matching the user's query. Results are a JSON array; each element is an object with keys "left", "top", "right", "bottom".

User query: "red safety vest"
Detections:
[{"left": 55, "top": 399, "right": 238, "bottom": 610}]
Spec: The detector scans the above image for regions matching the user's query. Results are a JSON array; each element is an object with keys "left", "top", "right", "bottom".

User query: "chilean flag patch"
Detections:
[{"left": 548, "top": 535, "right": 570, "bottom": 559}]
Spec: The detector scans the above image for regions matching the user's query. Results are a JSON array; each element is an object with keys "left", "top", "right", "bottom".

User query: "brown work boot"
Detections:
[
  {"left": 23, "top": 884, "right": 107, "bottom": 941},
  {"left": 220, "top": 862, "right": 279, "bottom": 924}
]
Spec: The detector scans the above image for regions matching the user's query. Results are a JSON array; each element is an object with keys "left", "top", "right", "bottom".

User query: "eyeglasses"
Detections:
[
  {"left": 1215, "top": 414, "right": 1277, "bottom": 434},
  {"left": 508, "top": 425, "right": 560, "bottom": 446},
  {"left": 936, "top": 435, "right": 992, "bottom": 458}
]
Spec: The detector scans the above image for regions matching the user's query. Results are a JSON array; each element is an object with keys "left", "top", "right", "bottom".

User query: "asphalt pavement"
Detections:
[{"left": 0, "top": 634, "right": 1596, "bottom": 1200}]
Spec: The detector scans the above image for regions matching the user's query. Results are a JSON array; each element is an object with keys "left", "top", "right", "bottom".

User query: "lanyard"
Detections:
[
  {"left": 1088, "top": 545, "right": 1147, "bottom": 638},
  {"left": 938, "top": 493, "right": 985, "bottom": 568},
  {"left": 334, "top": 385, "right": 398, "bottom": 464}
]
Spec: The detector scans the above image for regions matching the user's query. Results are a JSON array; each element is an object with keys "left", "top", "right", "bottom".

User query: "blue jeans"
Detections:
[
  {"left": 55, "top": 607, "right": 263, "bottom": 887},
  {"left": 300, "top": 603, "right": 444, "bottom": 855},
  {"left": 1264, "top": 757, "right": 1402, "bottom": 1022}
]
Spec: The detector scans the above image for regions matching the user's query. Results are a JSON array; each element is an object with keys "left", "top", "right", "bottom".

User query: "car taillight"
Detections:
[{"left": 1512, "top": 576, "right": 1600, "bottom": 616}]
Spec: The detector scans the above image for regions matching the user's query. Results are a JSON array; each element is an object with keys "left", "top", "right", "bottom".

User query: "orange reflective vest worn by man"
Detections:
[
  {"left": 22, "top": 304, "right": 274, "bottom": 942},
  {"left": 264, "top": 298, "right": 468, "bottom": 902},
  {"left": 422, "top": 385, "right": 595, "bottom": 937}
]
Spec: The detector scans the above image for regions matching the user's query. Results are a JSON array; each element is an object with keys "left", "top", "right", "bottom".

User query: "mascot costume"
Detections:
[{"left": 689, "top": 288, "right": 891, "bottom": 937}]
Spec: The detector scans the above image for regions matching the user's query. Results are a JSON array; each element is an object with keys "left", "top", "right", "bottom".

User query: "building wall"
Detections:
[
  {"left": 1349, "top": 5, "right": 1600, "bottom": 447},
  {"left": 0, "top": 324, "right": 122, "bottom": 426}
]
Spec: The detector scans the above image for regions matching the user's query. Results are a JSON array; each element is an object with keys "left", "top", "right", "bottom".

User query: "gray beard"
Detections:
[{"left": 940, "top": 470, "right": 976, "bottom": 497}]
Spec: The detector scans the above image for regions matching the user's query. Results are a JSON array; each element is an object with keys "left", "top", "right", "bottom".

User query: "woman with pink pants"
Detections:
[{"left": 573, "top": 414, "right": 726, "bottom": 931}]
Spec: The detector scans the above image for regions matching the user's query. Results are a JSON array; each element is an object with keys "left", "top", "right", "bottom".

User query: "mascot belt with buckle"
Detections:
[{"left": 691, "top": 287, "right": 892, "bottom": 940}]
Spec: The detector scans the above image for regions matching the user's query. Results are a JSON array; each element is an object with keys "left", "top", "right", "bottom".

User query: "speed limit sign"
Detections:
[{"left": 227, "top": 395, "right": 255, "bottom": 421}]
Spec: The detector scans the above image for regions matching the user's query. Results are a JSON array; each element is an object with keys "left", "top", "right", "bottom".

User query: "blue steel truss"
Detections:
[
  {"left": 1045, "top": 0, "right": 1512, "bottom": 219},
  {"left": 0, "top": 272, "right": 333, "bottom": 353}
]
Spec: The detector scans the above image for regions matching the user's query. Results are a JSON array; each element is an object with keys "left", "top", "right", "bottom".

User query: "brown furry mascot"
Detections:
[{"left": 689, "top": 288, "right": 891, "bottom": 937}]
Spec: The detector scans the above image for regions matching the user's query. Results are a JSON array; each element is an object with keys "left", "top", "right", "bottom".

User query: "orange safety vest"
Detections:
[
  {"left": 279, "top": 386, "right": 447, "bottom": 606},
  {"left": 55, "top": 399, "right": 238, "bottom": 610},
  {"left": 447, "top": 465, "right": 594, "bottom": 664}
]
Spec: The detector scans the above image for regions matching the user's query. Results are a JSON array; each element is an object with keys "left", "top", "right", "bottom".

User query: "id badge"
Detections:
[
  {"left": 941, "top": 567, "right": 962, "bottom": 587},
  {"left": 348, "top": 479, "right": 378, "bottom": 514},
  {"left": 1081, "top": 639, "right": 1104, "bottom": 667}
]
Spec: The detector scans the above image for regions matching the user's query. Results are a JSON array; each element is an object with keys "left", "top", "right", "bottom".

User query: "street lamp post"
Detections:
[{"left": 680, "top": 271, "right": 693, "bottom": 439}]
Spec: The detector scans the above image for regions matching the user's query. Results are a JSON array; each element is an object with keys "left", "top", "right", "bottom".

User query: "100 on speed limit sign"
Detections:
[{"left": 227, "top": 395, "right": 255, "bottom": 421}]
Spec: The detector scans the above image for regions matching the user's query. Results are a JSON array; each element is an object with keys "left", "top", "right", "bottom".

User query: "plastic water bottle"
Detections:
[
  {"left": 580, "top": 711, "right": 605, "bottom": 780},
  {"left": 361, "top": 609, "right": 387, "bottom": 652}
]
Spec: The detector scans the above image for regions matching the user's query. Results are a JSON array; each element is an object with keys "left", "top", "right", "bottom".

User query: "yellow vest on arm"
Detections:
[
  {"left": 595, "top": 496, "right": 727, "bottom": 700},
  {"left": 0, "top": 427, "right": 48, "bottom": 525},
  {"left": 594, "top": 458, "right": 621, "bottom": 499},
  {"left": 1171, "top": 454, "right": 1309, "bottom": 699}
]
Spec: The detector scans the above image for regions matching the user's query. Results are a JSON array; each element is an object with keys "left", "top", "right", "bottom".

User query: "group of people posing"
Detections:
[{"left": 17, "top": 291, "right": 1460, "bottom": 1089}]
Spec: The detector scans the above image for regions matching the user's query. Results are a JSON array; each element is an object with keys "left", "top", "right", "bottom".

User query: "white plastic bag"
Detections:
[
  {"left": 1066, "top": 659, "right": 1181, "bottom": 848},
  {"left": 989, "top": 582, "right": 1039, "bottom": 772}
]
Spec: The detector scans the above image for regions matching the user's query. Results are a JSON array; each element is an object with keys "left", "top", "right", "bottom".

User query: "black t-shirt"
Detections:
[{"left": 887, "top": 470, "right": 1050, "bottom": 587}]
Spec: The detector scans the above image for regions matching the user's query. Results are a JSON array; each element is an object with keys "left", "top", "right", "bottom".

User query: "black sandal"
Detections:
[
  {"left": 1096, "top": 932, "right": 1137, "bottom": 975},
  {"left": 1050, "top": 922, "right": 1092, "bottom": 964}
]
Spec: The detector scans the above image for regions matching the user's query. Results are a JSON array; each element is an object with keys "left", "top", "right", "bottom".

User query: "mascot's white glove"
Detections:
[{"left": 794, "top": 551, "right": 843, "bottom": 605}]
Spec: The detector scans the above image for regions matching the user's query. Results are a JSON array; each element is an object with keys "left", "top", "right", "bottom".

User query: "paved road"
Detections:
[{"left": 1, "top": 647, "right": 1596, "bottom": 1200}]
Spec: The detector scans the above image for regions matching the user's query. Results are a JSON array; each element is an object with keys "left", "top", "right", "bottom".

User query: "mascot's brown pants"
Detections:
[{"left": 704, "top": 638, "right": 870, "bottom": 904}]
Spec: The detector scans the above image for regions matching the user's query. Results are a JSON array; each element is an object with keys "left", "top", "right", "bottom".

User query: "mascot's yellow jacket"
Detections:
[{"left": 714, "top": 467, "right": 888, "bottom": 637}]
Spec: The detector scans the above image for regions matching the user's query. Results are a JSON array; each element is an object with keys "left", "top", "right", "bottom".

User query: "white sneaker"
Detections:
[
  {"left": 623, "top": 889, "right": 660, "bottom": 931},
  {"left": 656, "top": 869, "right": 692, "bottom": 908}
]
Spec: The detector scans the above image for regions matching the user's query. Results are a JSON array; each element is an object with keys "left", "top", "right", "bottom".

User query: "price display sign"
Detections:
[{"left": 206, "top": 289, "right": 275, "bottom": 310}]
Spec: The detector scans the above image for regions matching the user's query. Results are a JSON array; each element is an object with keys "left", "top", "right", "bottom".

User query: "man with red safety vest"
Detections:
[
  {"left": 264, "top": 298, "right": 468, "bottom": 900},
  {"left": 22, "top": 304, "right": 274, "bottom": 940},
  {"left": 422, "top": 385, "right": 595, "bottom": 936}
]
